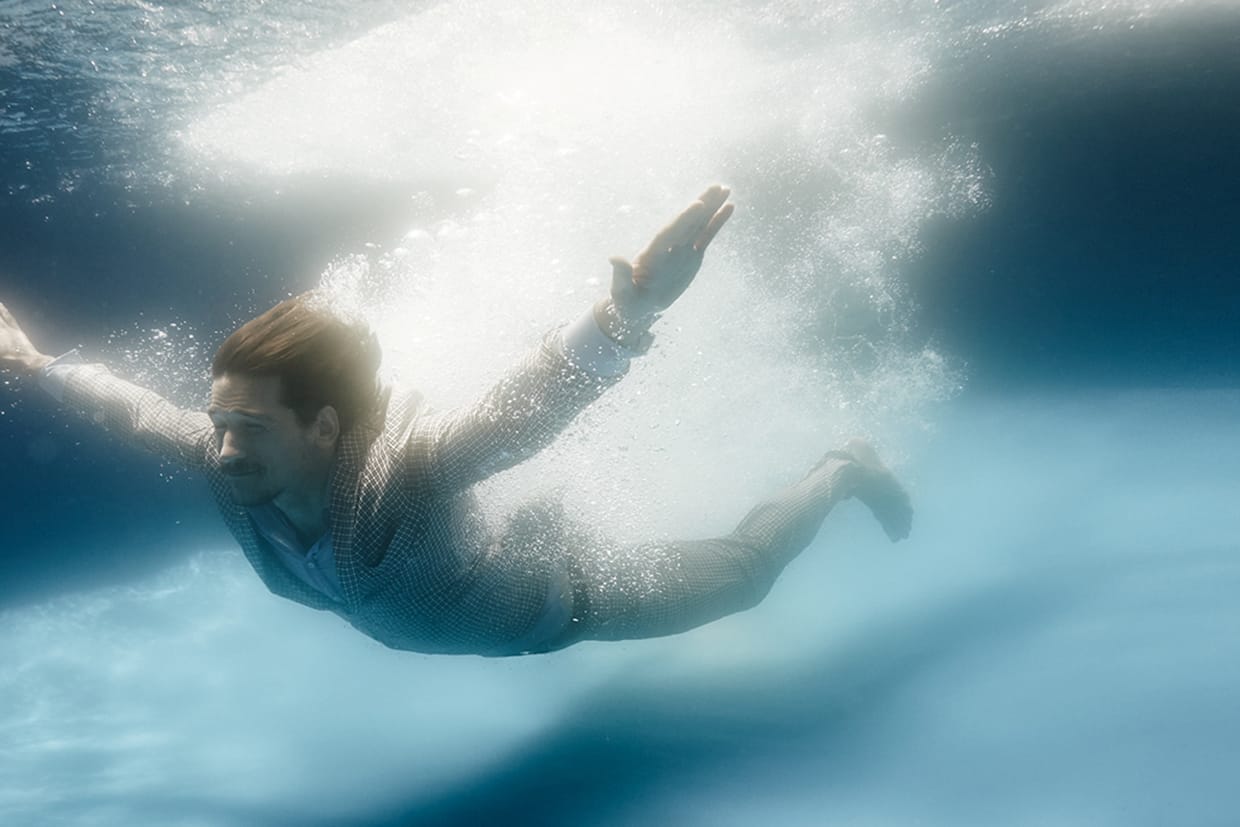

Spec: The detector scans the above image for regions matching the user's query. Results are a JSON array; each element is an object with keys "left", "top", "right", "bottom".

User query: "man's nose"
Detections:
[{"left": 218, "top": 430, "right": 244, "bottom": 461}]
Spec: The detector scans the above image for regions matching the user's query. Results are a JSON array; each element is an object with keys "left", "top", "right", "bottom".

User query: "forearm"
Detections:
[
  {"left": 413, "top": 322, "right": 629, "bottom": 491},
  {"left": 409, "top": 179, "right": 735, "bottom": 491},
  {"left": 48, "top": 354, "right": 214, "bottom": 469}
]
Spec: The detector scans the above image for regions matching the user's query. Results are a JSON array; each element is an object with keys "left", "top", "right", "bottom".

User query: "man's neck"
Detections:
[{"left": 273, "top": 470, "right": 332, "bottom": 548}]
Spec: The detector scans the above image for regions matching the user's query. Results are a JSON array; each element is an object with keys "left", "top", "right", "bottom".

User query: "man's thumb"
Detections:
[{"left": 608, "top": 256, "right": 635, "bottom": 298}]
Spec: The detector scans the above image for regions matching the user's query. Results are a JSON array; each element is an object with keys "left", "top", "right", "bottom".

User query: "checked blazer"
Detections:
[{"left": 56, "top": 330, "right": 625, "bottom": 655}]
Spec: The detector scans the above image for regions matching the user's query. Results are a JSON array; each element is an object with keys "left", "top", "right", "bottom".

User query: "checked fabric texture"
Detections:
[{"left": 57, "top": 328, "right": 856, "bottom": 655}]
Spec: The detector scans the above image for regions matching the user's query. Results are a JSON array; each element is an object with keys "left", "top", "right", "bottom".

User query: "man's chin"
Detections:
[{"left": 225, "top": 479, "right": 276, "bottom": 507}]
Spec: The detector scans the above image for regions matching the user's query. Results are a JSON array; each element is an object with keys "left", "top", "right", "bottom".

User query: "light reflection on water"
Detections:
[
  {"left": 2, "top": 393, "right": 1238, "bottom": 825},
  {"left": 2, "top": 1, "right": 1237, "bottom": 824}
]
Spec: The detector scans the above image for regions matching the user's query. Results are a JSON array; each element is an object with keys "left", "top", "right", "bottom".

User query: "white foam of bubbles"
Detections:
[
  {"left": 173, "top": 0, "right": 1212, "bottom": 536},
  {"left": 104, "top": 319, "right": 210, "bottom": 406},
  {"left": 179, "top": 0, "right": 980, "bottom": 539}
]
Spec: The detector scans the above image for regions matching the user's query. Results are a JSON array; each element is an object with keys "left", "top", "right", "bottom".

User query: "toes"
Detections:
[{"left": 883, "top": 495, "right": 913, "bottom": 542}]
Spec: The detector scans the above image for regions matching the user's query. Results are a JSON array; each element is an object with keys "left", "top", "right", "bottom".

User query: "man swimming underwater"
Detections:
[{"left": 0, "top": 185, "right": 911, "bottom": 655}]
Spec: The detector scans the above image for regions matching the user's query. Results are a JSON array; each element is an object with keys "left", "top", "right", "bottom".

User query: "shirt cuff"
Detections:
[
  {"left": 38, "top": 349, "right": 92, "bottom": 403},
  {"left": 559, "top": 306, "right": 636, "bottom": 378}
]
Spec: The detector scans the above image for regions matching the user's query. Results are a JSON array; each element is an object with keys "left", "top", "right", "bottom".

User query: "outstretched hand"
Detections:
[
  {"left": 0, "top": 301, "right": 52, "bottom": 376},
  {"left": 607, "top": 184, "right": 734, "bottom": 328}
]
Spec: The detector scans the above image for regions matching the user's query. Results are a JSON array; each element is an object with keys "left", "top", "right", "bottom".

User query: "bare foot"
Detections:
[{"left": 842, "top": 438, "right": 913, "bottom": 542}]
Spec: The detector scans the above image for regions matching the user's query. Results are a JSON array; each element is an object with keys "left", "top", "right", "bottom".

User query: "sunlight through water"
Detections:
[{"left": 2, "top": 0, "right": 1236, "bottom": 824}]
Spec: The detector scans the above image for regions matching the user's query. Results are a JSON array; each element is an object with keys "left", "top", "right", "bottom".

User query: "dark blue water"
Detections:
[{"left": 2, "top": 3, "right": 1238, "bottom": 825}]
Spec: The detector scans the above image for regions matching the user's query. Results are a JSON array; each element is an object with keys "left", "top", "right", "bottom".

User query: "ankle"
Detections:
[{"left": 807, "top": 452, "right": 862, "bottom": 499}]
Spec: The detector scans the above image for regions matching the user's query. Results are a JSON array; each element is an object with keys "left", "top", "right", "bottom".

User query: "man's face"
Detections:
[{"left": 207, "top": 373, "right": 330, "bottom": 507}]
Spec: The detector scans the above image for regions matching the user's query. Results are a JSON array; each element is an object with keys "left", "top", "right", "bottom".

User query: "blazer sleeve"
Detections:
[
  {"left": 53, "top": 364, "right": 215, "bottom": 470},
  {"left": 404, "top": 330, "right": 628, "bottom": 494}
]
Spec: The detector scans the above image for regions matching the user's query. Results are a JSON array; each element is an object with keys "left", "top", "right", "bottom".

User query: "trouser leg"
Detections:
[{"left": 552, "top": 454, "right": 859, "bottom": 646}]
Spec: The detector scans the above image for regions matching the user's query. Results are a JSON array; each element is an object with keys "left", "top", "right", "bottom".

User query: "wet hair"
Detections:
[{"left": 212, "top": 293, "right": 382, "bottom": 432}]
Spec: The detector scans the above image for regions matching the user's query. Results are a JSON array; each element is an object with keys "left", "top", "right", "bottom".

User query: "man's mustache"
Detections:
[{"left": 221, "top": 461, "right": 262, "bottom": 477}]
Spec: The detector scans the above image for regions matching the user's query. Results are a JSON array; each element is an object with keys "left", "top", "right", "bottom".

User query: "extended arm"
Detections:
[
  {"left": 0, "top": 301, "right": 213, "bottom": 469},
  {"left": 409, "top": 186, "right": 735, "bottom": 492}
]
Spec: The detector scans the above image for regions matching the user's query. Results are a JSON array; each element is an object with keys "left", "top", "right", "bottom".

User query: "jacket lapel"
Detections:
[{"left": 207, "top": 474, "right": 338, "bottom": 611}]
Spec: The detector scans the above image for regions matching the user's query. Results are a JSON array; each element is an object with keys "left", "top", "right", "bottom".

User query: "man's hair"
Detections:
[{"left": 212, "top": 293, "right": 382, "bottom": 432}]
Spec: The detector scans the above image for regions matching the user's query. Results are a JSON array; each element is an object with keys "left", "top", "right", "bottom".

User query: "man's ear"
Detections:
[{"left": 314, "top": 405, "right": 341, "bottom": 445}]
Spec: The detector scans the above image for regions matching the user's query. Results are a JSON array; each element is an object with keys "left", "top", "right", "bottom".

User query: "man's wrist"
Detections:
[
  {"left": 5, "top": 352, "right": 53, "bottom": 377},
  {"left": 593, "top": 298, "right": 658, "bottom": 350},
  {"left": 34, "top": 349, "right": 88, "bottom": 402}
]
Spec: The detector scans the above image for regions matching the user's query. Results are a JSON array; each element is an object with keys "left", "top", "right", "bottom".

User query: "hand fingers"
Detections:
[
  {"left": 644, "top": 185, "right": 734, "bottom": 255},
  {"left": 663, "top": 185, "right": 729, "bottom": 247},
  {"left": 693, "top": 201, "right": 734, "bottom": 251},
  {"left": 654, "top": 200, "right": 709, "bottom": 251},
  {"left": 695, "top": 184, "right": 730, "bottom": 216},
  {"left": 675, "top": 185, "right": 730, "bottom": 247},
  {"left": 676, "top": 185, "right": 731, "bottom": 250}
]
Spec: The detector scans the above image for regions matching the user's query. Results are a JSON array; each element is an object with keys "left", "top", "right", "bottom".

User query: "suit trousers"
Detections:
[{"left": 488, "top": 454, "right": 858, "bottom": 652}]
